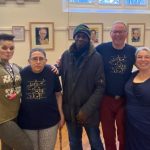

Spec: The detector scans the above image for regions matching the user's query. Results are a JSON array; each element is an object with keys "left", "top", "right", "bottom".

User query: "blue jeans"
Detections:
[{"left": 66, "top": 122, "right": 104, "bottom": 150}]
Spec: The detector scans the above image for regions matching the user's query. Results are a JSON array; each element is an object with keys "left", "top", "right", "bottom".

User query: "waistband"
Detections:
[{"left": 105, "top": 94, "right": 125, "bottom": 100}]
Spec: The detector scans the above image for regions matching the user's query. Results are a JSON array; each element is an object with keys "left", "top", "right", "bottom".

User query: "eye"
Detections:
[{"left": 1, "top": 46, "right": 14, "bottom": 51}]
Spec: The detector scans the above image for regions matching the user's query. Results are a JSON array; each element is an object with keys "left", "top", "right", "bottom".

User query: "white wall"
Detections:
[{"left": 0, "top": 0, "right": 150, "bottom": 66}]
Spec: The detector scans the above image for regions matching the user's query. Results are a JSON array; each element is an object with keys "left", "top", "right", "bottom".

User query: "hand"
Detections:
[
  {"left": 51, "top": 65, "right": 59, "bottom": 75},
  {"left": 56, "top": 57, "right": 61, "bottom": 66},
  {"left": 58, "top": 113, "right": 65, "bottom": 129},
  {"left": 76, "top": 111, "right": 87, "bottom": 124}
]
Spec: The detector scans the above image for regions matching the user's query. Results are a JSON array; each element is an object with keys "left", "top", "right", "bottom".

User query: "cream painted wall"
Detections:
[{"left": 0, "top": 0, "right": 150, "bottom": 66}]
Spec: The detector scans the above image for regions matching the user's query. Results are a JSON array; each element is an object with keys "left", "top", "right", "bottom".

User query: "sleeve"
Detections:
[{"left": 54, "top": 75, "right": 62, "bottom": 92}]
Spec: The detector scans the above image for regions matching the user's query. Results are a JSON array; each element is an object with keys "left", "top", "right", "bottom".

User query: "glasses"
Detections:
[
  {"left": 30, "top": 57, "right": 46, "bottom": 62},
  {"left": 111, "top": 30, "right": 127, "bottom": 34},
  {"left": 1, "top": 45, "right": 15, "bottom": 51}
]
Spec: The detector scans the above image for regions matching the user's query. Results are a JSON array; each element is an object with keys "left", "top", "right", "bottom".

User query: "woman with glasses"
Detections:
[
  {"left": 17, "top": 48, "right": 65, "bottom": 150},
  {"left": 0, "top": 33, "right": 33, "bottom": 150}
]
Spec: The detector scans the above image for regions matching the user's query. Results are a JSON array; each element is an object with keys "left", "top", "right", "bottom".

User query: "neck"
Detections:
[
  {"left": 112, "top": 43, "right": 125, "bottom": 50},
  {"left": 0, "top": 59, "right": 9, "bottom": 65},
  {"left": 138, "top": 70, "right": 150, "bottom": 77}
]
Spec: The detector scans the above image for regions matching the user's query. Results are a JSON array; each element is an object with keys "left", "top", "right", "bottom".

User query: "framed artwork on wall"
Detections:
[
  {"left": 12, "top": 26, "right": 25, "bottom": 41},
  {"left": 68, "top": 26, "right": 76, "bottom": 40},
  {"left": 86, "top": 23, "right": 103, "bottom": 46},
  {"left": 127, "top": 23, "right": 145, "bottom": 47},
  {"left": 29, "top": 22, "right": 54, "bottom": 50},
  {"left": 68, "top": 23, "right": 103, "bottom": 46}
]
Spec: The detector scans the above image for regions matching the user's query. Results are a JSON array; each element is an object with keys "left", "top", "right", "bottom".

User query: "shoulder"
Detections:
[
  {"left": 44, "top": 64, "right": 58, "bottom": 78},
  {"left": 125, "top": 44, "right": 136, "bottom": 52},
  {"left": 96, "top": 42, "right": 112, "bottom": 53},
  {"left": 21, "top": 65, "right": 31, "bottom": 75},
  {"left": 12, "top": 63, "right": 22, "bottom": 71}
]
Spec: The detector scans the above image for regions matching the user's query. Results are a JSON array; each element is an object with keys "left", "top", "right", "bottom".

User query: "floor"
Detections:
[{"left": 0, "top": 124, "right": 106, "bottom": 150}]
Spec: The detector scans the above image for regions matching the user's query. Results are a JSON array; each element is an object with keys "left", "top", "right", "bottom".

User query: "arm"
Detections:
[
  {"left": 51, "top": 57, "right": 61, "bottom": 75},
  {"left": 55, "top": 92, "right": 65, "bottom": 129}
]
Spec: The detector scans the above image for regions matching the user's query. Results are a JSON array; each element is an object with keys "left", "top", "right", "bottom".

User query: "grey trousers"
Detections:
[
  {"left": 24, "top": 124, "right": 58, "bottom": 150},
  {"left": 0, "top": 120, "right": 34, "bottom": 150}
]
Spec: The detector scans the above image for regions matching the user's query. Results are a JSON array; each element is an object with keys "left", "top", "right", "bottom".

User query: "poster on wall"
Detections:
[
  {"left": 127, "top": 23, "right": 145, "bottom": 47},
  {"left": 12, "top": 26, "right": 25, "bottom": 41},
  {"left": 29, "top": 22, "right": 54, "bottom": 50}
]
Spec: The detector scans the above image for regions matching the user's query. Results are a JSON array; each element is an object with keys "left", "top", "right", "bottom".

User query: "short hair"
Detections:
[
  {"left": 135, "top": 47, "right": 150, "bottom": 56},
  {"left": 0, "top": 33, "right": 15, "bottom": 41},
  {"left": 112, "top": 20, "right": 128, "bottom": 31},
  {"left": 29, "top": 48, "right": 46, "bottom": 59}
]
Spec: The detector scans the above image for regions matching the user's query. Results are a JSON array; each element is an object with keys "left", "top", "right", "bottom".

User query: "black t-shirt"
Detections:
[
  {"left": 96, "top": 42, "right": 136, "bottom": 96},
  {"left": 17, "top": 65, "right": 62, "bottom": 129}
]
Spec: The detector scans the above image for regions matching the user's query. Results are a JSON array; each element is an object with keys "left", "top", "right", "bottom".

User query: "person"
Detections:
[
  {"left": 125, "top": 47, "right": 150, "bottom": 150},
  {"left": 90, "top": 29, "right": 99, "bottom": 47},
  {"left": 0, "top": 33, "right": 33, "bottom": 150},
  {"left": 36, "top": 28, "right": 49, "bottom": 45},
  {"left": 17, "top": 48, "right": 65, "bottom": 150},
  {"left": 96, "top": 21, "right": 136, "bottom": 150},
  {"left": 131, "top": 28, "right": 141, "bottom": 42},
  {"left": 58, "top": 24, "right": 105, "bottom": 150}
]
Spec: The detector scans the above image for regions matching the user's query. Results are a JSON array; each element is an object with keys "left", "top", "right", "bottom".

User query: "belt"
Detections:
[{"left": 106, "top": 94, "right": 124, "bottom": 100}]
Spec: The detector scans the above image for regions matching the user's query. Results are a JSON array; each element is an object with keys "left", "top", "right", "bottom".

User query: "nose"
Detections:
[{"left": 6, "top": 48, "right": 12, "bottom": 52}]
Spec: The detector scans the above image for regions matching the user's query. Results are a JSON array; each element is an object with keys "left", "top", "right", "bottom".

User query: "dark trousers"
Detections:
[
  {"left": 0, "top": 120, "right": 33, "bottom": 150},
  {"left": 100, "top": 96, "right": 125, "bottom": 150},
  {"left": 66, "top": 121, "right": 104, "bottom": 150}
]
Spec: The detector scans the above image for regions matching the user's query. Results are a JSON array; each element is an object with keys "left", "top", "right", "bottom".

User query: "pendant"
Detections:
[{"left": 7, "top": 92, "right": 17, "bottom": 100}]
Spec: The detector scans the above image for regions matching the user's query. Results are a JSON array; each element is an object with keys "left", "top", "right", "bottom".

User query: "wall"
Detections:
[{"left": 0, "top": 0, "right": 150, "bottom": 66}]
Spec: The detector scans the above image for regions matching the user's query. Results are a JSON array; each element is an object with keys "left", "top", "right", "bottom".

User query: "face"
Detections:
[
  {"left": 91, "top": 30, "right": 97, "bottom": 40},
  {"left": 110, "top": 22, "right": 128, "bottom": 47},
  {"left": 0, "top": 40, "right": 15, "bottom": 62},
  {"left": 74, "top": 32, "right": 89, "bottom": 50},
  {"left": 39, "top": 28, "right": 47, "bottom": 40},
  {"left": 132, "top": 30, "right": 140, "bottom": 39},
  {"left": 135, "top": 50, "right": 150, "bottom": 71},
  {"left": 28, "top": 51, "right": 47, "bottom": 73}
]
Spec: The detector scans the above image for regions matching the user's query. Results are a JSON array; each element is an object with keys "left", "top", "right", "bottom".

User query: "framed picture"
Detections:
[
  {"left": 29, "top": 22, "right": 54, "bottom": 50},
  {"left": 12, "top": 26, "right": 25, "bottom": 41},
  {"left": 127, "top": 23, "right": 145, "bottom": 47},
  {"left": 86, "top": 23, "right": 103, "bottom": 46},
  {"left": 68, "top": 23, "right": 103, "bottom": 46},
  {"left": 68, "top": 26, "right": 76, "bottom": 40}
]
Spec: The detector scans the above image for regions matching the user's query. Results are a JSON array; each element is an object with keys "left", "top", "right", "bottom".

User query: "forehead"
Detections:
[
  {"left": 0, "top": 40, "right": 14, "bottom": 46},
  {"left": 75, "top": 32, "right": 88, "bottom": 38},
  {"left": 40, "top": 29, "right": 46, "bottom": 33},
  {"left": 136, "top": 50, "right": 150, "bottom": 57},
  {"left": 112, "top": 23, "right": 126, "bottom": 30},
  {"left": 31, "top": 51, "right": 45, "bottom": 57}
]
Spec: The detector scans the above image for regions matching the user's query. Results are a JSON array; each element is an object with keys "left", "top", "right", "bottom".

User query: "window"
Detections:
[
  {"left": 68, "top": 0, "right": 146, "bottom": 5},
  {"left": 63, "top": 0, "right": 150, "bottom": 14}
]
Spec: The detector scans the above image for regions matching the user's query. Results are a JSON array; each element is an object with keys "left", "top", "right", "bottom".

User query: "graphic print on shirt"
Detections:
[
  {"left": 27, "top": 79, "right": 46, "bottom": 100},
  {"left": 3, "top": 74, "right": 21, "bottom": 98},
  {"left": 109, "top": 55, "right": 127, "bottom": 74}
]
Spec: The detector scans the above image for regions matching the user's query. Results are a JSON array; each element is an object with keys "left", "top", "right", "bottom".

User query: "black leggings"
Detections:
[{"left": 0, "top": 120, "right": 33, "bottom": 150}]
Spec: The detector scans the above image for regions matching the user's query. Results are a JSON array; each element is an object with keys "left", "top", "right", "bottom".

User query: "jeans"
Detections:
[{"left": 66, "top": 122, "right": 104, "bottom": 150}]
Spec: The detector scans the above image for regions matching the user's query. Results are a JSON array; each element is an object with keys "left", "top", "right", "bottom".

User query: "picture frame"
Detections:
[
  {"left": 86, "top": 23, "right": 103, "bottom": 46},
  {"left": 68, "top": 26, "right": 76, "bottom": 40},
  {"left": 12, "top": 26, "right": 25, "bottom": 41},
  {"left": 29, "top": 22, "right": 54, "bottom": 50},
  {"left": 68, "top": 23, "right": 103, "bottom": 46},
  {"left": 127, "top": 23, "right": 145, "bottom": 47}
]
